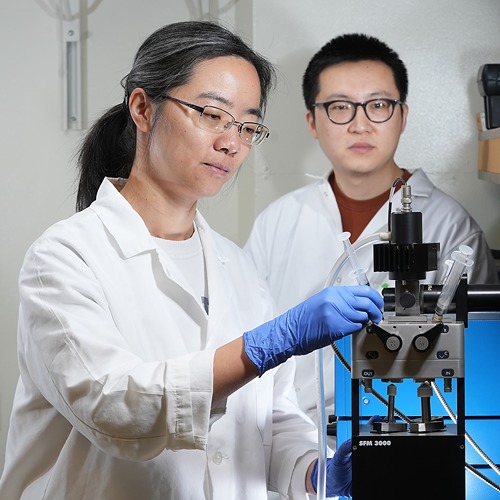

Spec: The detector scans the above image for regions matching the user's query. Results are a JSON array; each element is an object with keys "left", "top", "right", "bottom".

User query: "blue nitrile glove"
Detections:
[
  {"left": 368, "top": 414, "right": 387, "bottom": 425},
  {"left": 311, "top": 439, "right": 352, "bottom": 498},
  {"left": 243, "top": 286, "right": 383, "bottom": 375}
]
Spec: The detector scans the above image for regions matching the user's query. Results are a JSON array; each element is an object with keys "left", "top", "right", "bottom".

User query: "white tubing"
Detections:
[
  {"left": 315, "top": 231, "right": 386, "bottom": 498},
  {"left": 315, "top": 348, "right": 327, "bottom": 500}
]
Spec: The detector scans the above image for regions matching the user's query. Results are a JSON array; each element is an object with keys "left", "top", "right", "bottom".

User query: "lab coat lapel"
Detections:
[
  {"left": 94, "top": 180, "right": 210, "bottom": 348},
  {"left": 195, "top": 213, "right": 238, "bottom": 348}
]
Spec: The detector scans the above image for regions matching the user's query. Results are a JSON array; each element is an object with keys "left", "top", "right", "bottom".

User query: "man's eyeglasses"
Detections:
[
  {"left": 162, "top": 95, "right": 270, "bottom": 146},
  {"left": 312, "top": 98, "right": 403, "bottom": 125}
]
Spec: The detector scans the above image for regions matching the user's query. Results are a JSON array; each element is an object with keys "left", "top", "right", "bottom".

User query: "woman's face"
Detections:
[{"left": 132, "top": 56, "right": 263, "bottom": 207}]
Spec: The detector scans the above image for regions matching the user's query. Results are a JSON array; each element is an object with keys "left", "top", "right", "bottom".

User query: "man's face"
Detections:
[{"left": 306, "top": 60, "right": 408, "bottom": 179}]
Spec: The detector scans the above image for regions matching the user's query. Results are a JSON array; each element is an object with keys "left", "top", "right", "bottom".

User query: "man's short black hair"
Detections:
[{"left": 302, "top": 33, "right": 408, "bottom": 111}]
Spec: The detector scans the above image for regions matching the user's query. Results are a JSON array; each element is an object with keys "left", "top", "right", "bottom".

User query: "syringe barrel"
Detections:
[
  {"left": 435, "top": 251, "right": 473, "bottom": 316},
  {"left": 349, "top": 268, "right": 370, "bottom": 287},
  {"left": 339, "top": 232, "right": 370, "bottom": 286}
]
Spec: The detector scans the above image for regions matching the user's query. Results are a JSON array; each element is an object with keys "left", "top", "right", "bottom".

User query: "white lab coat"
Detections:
[
  {"left": 0, "top": 179, "right": 320, "bottom": 500},
  {"left": 244, "top": 168, "right": 499, "bottom": 422}
]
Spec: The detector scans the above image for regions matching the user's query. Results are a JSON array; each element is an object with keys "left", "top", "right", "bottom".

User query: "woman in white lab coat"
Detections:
[{"left": 0, "top": 21, "right": 383, "bottom": 499}]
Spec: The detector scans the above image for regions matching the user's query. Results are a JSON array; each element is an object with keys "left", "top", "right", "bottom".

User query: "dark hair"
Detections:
[
  {"left": 76, "top": 21, "right": 276, "bottom": 211},
  {"left": 302, "top": 33, "right": 408, "bottom": 111}
]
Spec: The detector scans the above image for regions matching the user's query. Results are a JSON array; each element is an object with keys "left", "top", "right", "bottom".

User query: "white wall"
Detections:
[{"left": 1, "top": 0, "right": 499, "bottom": 474}]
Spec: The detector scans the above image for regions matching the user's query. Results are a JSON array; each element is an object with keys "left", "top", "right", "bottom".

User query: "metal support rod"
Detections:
[{"left": 61, "top": 0, "right": 82, "bottom": 130}]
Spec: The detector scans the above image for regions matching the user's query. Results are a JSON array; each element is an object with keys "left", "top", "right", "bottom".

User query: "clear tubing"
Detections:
[
  {"left": 315, "top": 348, "right": 327, "bottom": 500},
  {"left": 326, "top": 232, "right": 389, "bottom": 288},
  {"left": 337, "top": 232, "right": 370, "bottom": 286},
  {"left": 314, "top": 231, "right": 386, "bottom": 499},
  {"left": 433, "top": 245, "right": 474, "bottom": 321}
]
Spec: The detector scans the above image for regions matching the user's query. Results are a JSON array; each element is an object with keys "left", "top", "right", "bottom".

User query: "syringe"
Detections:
[
  {"left": 337, "top": 231, "right": 371, "bottom": 287},
  {"left": 432, "top": 245, "right": 474, "bottom": 322}
]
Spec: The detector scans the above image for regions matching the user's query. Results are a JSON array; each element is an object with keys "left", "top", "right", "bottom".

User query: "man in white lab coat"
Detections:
[{"left": 245, "top": 33, "right": 499, "bottom": 427}]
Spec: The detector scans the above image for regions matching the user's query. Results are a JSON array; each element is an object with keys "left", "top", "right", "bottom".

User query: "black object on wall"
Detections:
[{"left": 477, "top": 64, "right": 500, "bottom": 129}]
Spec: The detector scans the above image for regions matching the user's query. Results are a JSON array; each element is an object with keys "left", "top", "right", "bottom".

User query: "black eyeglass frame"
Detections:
[
  {"left": 312, "top": 98, "right": 403, "bottom": 125},
  {"left": 161, "top": 94, "right": 270, "bottom": 145}
]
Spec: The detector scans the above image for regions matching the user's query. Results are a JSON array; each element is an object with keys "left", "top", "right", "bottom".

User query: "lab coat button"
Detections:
[{"left": 213, "top": 451, "right": 223, "bottom": 465}]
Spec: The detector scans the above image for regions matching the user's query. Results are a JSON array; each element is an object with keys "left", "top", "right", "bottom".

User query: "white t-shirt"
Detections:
[{"left": 153, "top": 224, "right": 209, "bottom": 315}]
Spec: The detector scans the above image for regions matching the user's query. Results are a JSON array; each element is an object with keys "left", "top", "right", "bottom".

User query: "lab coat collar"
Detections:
[
  {"left": 313, "top": 168, "right": 435, "bottom": 240},
  {"left": 90, "top": 178, "right": 155, "bottom": 259},
  {"left": 90, "top": 178, "right": 234, "bottom": 336},
  {"left": 90, "top": 178, "right": 230, "bottom": 265},
  {"left": 314, "top": 167, "right": 433, "bottom": 209},
  {"left": 388, "top": 169, "right": 433, "bottom": 213},
  {"left": 192, "top": 212, "right": 230, "bottom": 265},
  {"left": 406, "top": 168, "right": 433, "bottom": 198}
]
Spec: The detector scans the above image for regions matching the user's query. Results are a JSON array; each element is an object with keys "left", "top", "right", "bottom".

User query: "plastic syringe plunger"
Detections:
[
  {"left": 433, "top": 245, "right": 474, "bottom": 322},
  {"left": 337, "top": 232, "right": 370, "bottom": 287}
]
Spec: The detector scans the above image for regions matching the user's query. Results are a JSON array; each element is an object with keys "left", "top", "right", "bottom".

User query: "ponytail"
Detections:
[{"left": 76, "top": 102, "right": 136, "bottom": 211}]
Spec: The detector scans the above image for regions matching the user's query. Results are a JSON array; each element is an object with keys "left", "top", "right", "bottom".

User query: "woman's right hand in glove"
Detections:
[{"left": 243, "top": 285, "right": 383, "bottom": 375}]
